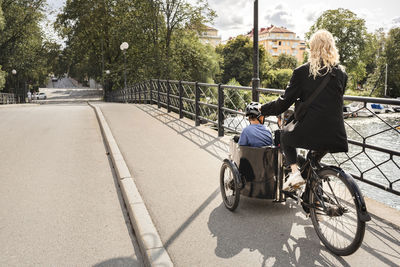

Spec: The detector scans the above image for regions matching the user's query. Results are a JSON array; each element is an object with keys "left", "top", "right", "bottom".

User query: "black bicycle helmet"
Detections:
[{"left": 245, "top": 102, "right": 262, "bottom": 117}]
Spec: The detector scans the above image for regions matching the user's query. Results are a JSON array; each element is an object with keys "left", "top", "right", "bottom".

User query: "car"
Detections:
[
  {"left": 51, "top": 77, "right": 58, "bottom": 82},
  {"left": 37, "top": 92, "right": 47, "bottom": 100}
]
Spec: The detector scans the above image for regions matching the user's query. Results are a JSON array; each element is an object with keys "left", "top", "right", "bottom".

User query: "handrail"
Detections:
[{"left": 106, "top": 79, "right": 400, "bottom": 197}]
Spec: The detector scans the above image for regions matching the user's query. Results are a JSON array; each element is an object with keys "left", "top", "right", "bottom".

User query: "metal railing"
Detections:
[
  {"left": 106, "top": 80, "right": 400, "bottom": 197},
  {"left": 0, "top": 93, "right": 16, "bottom": 104}
]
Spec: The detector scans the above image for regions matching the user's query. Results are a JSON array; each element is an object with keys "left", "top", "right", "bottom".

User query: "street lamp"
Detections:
[
  {"left": 11, "top": 69, "right": 17, "bottom": 102},
  {"left": 252, "top": 0, "right": 260, "bottom": 102},
  {"left": 120, "top": 42, "right": 129, "bottom": 89},
  {"left": 105, "top": 69, "right": 110, "bottom": 96}
]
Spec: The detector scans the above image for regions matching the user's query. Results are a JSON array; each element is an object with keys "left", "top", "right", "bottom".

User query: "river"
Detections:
[{"left": 322, "top": 113, "right": 400, "bottom": 210}]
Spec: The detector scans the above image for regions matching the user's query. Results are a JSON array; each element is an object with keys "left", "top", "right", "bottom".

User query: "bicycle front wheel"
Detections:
[{"left": 309, "top": 169, "right": 365, "bottom": 256}]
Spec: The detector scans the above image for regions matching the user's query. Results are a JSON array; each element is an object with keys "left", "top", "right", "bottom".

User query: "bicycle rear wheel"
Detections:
[{"left": 309, "top": 169, "right": 365, "bottom": 256}]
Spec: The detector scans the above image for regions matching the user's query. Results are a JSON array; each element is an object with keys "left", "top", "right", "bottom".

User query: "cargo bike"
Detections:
[{"left": 220, "top": 128, "right": 371, "bottom": 256}]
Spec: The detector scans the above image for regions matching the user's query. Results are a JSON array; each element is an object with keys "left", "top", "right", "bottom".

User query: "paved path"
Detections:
[
  {"left": 0, "top": 104, "right": 143, "bottom": 266},
  {"left": 98, "top": 103, "right": 400, "bottom": 267}
]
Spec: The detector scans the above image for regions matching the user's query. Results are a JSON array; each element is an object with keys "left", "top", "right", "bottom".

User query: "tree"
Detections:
[
  {"left": 0, "top": 0, "right": 53, "bottom": 93},
  {"left": 273, "top": 54, "right": 297, "bottom": 70},
  {"left": 262, "top": 69, "right": 293, "bottom": 89},
  {"left": 158, "top": 0, "right": 215, "bottom": 77},
  {"left": 385, "top": 27, "right": 400, "bottom": 97},
  {"left": 56, "top": 0, "right": 215, "bottom": 90},
  {"left": 171, "top": 31, "right": 219, "bottom": 82},
  {"left": 306, "top": 9, "right": 367, "bottom": 73},
  {"left": 0, "top": 0, "right": 4, "bottom": 90},
  {"left": 0, "top": 65, "right": 5, "bottom": 90},
  {"left": 216, "top": 35, "right": 270, "bottom": 86},
  {"left": 0, "top": 0, "right": 4, "bottom": 30}
]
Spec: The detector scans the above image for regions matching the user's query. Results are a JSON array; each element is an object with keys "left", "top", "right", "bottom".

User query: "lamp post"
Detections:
[
  {"left": 252, "top": 0, "right": 260, "bottom": 102},
  {"left": 120, "top": 42, "right": 129, "bottom": 90},
  {"left": 105, "top": 69, "right": 110, "bottom": 98},
  {"left": 11, "top": 69, "right": 17, "bottom": 103}
]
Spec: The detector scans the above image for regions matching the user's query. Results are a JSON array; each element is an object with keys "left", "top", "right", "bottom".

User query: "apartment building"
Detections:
[
  {"left": 249, "top": 25, "right": 306, "bottom": 62},
  {"left": 198, "top": 26, "right": 222, "bottom": 47}
]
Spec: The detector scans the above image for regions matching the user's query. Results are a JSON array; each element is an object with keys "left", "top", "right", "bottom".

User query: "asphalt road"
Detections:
[
  {"left": 0, "top": 104, "right": 143, "bottom": 266},
  {"left": 97, "top": 103, "right": 400, "bottom": 267}
]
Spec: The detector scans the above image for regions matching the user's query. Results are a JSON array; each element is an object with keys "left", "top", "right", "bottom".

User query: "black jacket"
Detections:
[{"left": 261, "top": 63, "right": 348, "bottom": 153}]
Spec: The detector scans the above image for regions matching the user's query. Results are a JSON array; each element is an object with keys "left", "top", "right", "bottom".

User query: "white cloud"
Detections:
[{"left": 264, "top": 8, "right": 295, "bottom": 30}]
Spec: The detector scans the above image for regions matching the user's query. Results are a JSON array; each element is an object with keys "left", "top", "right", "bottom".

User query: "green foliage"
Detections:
[
  {"left": 0, "top": 65, "right": 5, "bottom": 90},
  {"left": 55, "top": 0, "right": 215, "bottom": 90},
  {"left": 262, "top": 69, "right": 293, "bottom": 89},
  {"left": 347, "top": 61, "right": 366, "bottom": 90},
  {"left": 385, "top": 27, "right": 400, "bottom": 97},
  {"left": 0, "top": 0, "right": 56, "bottom": 93},
  {"left": 306, "top": 8, "right": 367, "bottom": 73},
  {"left": 0, "top": 0, "right": 4, "bottom": 31},
  {"left": 170, "top": 31, "right": 220, "bottom": 82},
  {"left": 224, "top": 78, "right": 251, "bottom": 110},
  {"left": 273, "top": 54, "right": 298, "bottom": 70},
  {"left": 216, "top": 35, "right": 270, "bottom": 86}
]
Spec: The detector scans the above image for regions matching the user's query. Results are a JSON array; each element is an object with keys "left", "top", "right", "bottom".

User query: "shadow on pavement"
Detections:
[
  {"left": 136, "top": 104, "right": 229, "bottom": 161},
  {"left": 125, "top": 104, "right": 400, "bottom": 265},
  {"left": 208, "top": 199, "right": 350, "bottom": 266},
  {"left": 93, "top": 257, "right": 141, "bottom": 267}
]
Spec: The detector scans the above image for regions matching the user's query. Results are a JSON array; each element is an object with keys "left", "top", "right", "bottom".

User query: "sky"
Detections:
[{"left": 46, "top": 0, "right": 400, "bottom": 42}]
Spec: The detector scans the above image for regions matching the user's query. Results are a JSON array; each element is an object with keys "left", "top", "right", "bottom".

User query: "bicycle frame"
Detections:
[{"left": 288, "top": 152, "right": 371, "bottom": 222}]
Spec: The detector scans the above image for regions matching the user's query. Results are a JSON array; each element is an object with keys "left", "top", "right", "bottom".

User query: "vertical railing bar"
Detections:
[
  {"left": 139, "top": 83, "right": 142, "bottom": 103},
  {"left": 167, "top": 80, "right": 171, "bottom": 113},
  {"left": 179, "top": 80, "right": 183, "bottom": 118},
  {"left": 149, "top": 81, "right": 153, "bottom": 104},
  {"left": 157, "top": 79, "right": 161, "bottom": 108},
  {"left": 195, "top": 81, "right": 200, "bottom": 126},
  {"left": 218, "top": 83, "right": 224, "bottom": 137}
]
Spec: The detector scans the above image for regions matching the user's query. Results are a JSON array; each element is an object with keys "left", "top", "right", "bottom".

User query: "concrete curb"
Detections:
[
  {"left": 0, "top": 103, "right": 40, "bottom": 108},
  {"left": 88, "top": 102, "right": 173, "bottom": 267}
]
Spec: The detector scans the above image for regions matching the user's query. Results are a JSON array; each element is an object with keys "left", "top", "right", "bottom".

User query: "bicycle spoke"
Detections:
[{"left": 310, "top": 169, "right": 365, "bottom": 255}]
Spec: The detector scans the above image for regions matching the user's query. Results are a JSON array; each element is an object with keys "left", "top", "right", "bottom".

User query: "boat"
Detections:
[
  {"left": 370, "top": 103, "right": 385, "bottom": 114},
  {"left": 348, "top": 102, "right": 373, "bottom": 117},
  {"left": 343, "top": 105, "right": 355, "bottom": 118}
]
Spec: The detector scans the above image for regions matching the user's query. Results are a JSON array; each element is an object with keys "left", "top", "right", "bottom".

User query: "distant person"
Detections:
[
  {"left": 27, "top": 91, "right": 32, "bottom": 103},
  {"left": 238, "top": 102, "right": 273, "bottom": 147},
  {"left": 32, "top": 92, "right": 37, "bottom": 101}
]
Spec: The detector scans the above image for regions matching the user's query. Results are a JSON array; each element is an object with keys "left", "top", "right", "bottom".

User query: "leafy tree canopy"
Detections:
[
  {"left": 385, "top": 27, "right": 400, "bottom": 97},
  {"left": 55, "top": 0, "right": 216, "bottom": 90},
  {"left": 216, "top": 35, "right": 270, "bottom": 86},
  {"left": 273, "top": 54, "right": 298, "bottom": 70},
  {"left": 0, "top": 0, "right": 58, "bottom": 92},
  {"left": 306, "top": 8, "right": 367, "bottom": 73}
]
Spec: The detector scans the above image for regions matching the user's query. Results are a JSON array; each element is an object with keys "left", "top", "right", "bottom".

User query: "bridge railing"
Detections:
[
  {"left": 0, "top": 93, "right": 16, "bottom": 104},
  {"left": 105, "top": 80, "right": 400, "bottom": 197}
]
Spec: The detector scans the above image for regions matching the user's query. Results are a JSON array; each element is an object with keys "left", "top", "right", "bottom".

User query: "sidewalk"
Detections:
[{"left": 98, "top": 103, "right": 400, "bottom": 267}]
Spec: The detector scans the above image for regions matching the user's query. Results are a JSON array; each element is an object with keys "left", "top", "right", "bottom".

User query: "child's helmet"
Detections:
[{"left": 245, "top": 102, "right": 261, "bottom": 117}]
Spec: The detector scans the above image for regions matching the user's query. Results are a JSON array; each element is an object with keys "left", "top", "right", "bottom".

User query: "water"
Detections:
[{"left": 322, "top": 113, "right": 400, "bottom": 210}]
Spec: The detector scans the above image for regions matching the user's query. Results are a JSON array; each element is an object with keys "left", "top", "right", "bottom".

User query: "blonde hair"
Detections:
[{"left": 308, "top": 29, "right": 340, "bottom": 79}]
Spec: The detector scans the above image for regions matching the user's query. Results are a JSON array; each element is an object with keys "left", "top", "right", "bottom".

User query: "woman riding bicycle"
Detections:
[{"left": 260, "top": 29, "right": 348, "bottom": 191}]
